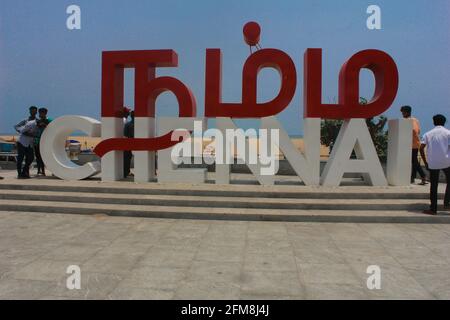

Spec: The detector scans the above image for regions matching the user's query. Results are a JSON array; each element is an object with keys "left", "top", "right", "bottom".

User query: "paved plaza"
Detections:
[{"left": 0, "top": 210, "right": 449, "bottom": 300}]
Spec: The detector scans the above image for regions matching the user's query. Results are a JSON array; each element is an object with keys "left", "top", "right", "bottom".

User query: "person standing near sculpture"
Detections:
[
  {"left": 401, "top": 106, "right": 428, "bottom": 185},
  {"left": 123, "top": 111, "right": 135, "bottom": 178},
  {"left": 34, "top": 107, "right": 52, "bottom": 176},
  {"left": 14, "top": 112, "right": 38, "bottom": 179},
  {"left": 420, "top": 114, "right": 450, "bottom": 215}
]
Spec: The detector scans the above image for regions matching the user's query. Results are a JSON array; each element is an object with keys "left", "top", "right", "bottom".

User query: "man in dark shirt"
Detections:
[
  {"left": 123, "top": 111, "right": 135, "bottom": 178},
  {"left": 35, "top": 108, "right": 52, "bottom": 176}
]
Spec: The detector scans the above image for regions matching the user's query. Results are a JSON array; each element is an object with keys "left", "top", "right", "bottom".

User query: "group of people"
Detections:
[
  {"left": 401, "top": 106, "right": 450, "bottom": 215},
  {"left": 14, "top": 106, "right": 52, "bottom": 178}
]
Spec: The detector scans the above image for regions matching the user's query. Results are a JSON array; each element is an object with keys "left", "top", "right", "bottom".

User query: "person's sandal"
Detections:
[{"left": 422, "top": 209, "right": 437, "bottom": 215}]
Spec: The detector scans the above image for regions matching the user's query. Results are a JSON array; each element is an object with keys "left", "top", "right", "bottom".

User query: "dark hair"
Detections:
[
  {"left": 433, "top": 114, "right": 446, "bottom": 126},
  {"left": 400, "top": 105, "right": 412, "bottom": 114},
  {"left": 38, "top": 107, "right": 48, "bottom": 114},
  {"left": 29, "top": 106, "right": 37, "bottom": 111}
]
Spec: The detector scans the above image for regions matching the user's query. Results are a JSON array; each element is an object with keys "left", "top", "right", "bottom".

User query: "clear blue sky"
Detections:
[{"left": 1, "top": 0, "right": 449, "bottom": 135}]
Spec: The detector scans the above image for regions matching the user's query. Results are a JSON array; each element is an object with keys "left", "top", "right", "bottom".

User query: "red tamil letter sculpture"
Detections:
[
  {"left": 304, "top": 48, "right": 399, "bottom": 119},
  {"left": 94, "top": 50, "right": 196, "bottom": 157},
  {"left": 205, "top": 22, "right": 297, "bottom": 118}
]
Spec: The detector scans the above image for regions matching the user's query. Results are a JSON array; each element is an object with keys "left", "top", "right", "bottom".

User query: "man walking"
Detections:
[
  {"left": 420, "top": 114, "right": 450, "bottom": 215},
  {"left": 401, "top": 106, "right": 427, "bottom": 185}
]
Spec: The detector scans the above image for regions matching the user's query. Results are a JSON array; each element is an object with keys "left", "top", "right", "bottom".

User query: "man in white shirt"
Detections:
[
  {"left": 420, "top": 114, "right": 450, "bottom": 215},
  {"left": 15, "top": 119, "right": 37, "bottom": 179}
]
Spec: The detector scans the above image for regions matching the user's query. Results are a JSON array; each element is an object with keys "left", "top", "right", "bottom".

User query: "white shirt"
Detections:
[
  {"left": 421, "top": 126, "right": 450, "bottom": 170},
  {"left": 17, "top": 120, "right": 37, "bottom": 148}
]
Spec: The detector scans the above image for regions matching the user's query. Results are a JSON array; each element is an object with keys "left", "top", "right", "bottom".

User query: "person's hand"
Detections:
[{"left": 424, "top": 162, "right": 429, "bottom": 171}]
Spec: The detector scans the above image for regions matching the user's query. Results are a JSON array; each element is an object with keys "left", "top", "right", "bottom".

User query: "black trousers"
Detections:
[
  {"left": 429, "top": 167, "right": 450, "bottom": 213},
  {"left": 16, "top": 142, "right": 34, "bottom": 177},
  {"left": 411, "top": 148, "right": 426, "bottom": 182},
  {"left": 124, "top": 151, "right": 133, "bottom": 178},
  {"left": 34, "top": 143, "right": 45, "bottom": 173}
]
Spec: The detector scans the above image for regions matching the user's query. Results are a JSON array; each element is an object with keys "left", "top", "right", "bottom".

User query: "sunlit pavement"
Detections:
[{"left": 0, "top": 209, "right": 449, "bottom": 300}]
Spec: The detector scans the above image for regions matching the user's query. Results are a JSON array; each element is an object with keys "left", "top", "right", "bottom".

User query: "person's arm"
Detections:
[
  {"left": 20, "top": 122, "right": 37, "bottom": 137},
  {"left": 14, "top": 119, "right": 26, "bottom": 133},
  {"left": 420, "top": 143, "right": 428, "bottom": 170}
]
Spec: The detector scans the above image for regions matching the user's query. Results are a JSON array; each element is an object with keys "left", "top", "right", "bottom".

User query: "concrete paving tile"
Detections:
[
  {"left": 206, "top": 223, "right": 248, "bottom": 236},
  {"left": 138, "top": 245, "right": 197, "bottom": 268},
  {"left": 286, "top": 223, "right": 329, "bottom": 240},
  {"left": 239, "top": 293, "right": 305, "bottom": 300},
  {"left": 66, "top": 224, "right": 131, "bottom": 246},
  {"left": 131, "top": 221, "right": 175, "bottom": 232},
  {"left": 244, "top": 253, "right": 297, "bottom": 272},
  {"left": 358, "top": 224, "right": 414, "bottom": 242},
  {"left": 400, "top": 228, "right": 450, "bottom": 246},
  {"left": 81, "top": 252, "right": 142, "bottom": 274},
  {"left": 403, "top": 264, "right": 450, "bottom": 299},
  {"left": 97, "top": 242, "right": 150, "bottom": 256},
  {"left": 41, "top": 244, "right": 104, "bottom": 263},
  {"left": 12, "top": 259, "right": 78, "bottom": 281},
  {"left": 427, "top": 243, "right": 450, "bottom": 263},
  {"left": 65, "top": 234, "right": 116, "bottom": 247},
  {"left": 195, "top": 245, "right": 245, "bottom": 263},
  {"left": 247, "top": 223, "right": 288, "bottom": 240},
  {"left": 109, "top": 231, "right": 162, "bottom": 244},
  {"left": 107, "top": 285, "right": 175, "bottom": 300},
  {"left": 304, "top": 283, "right": 369, "bottom": 300},
  {"left": 201, "top": 235, "right": 246, "bottom": 248},
  {"left": 119, "top": 266, "right": 187, "bottom": 290},
  {"left": 383, "top": 245, "right": 448, "bottom": 266},
  {"left": 156, "top": 236, "right": 203, "bottom": 248},
  {"left": 47, "top": 272, "right": 124, "bottom": 300},
  {"left": 334, "top": 241, "right": 401, "bottom": 266},
  {"left": 186, "top": 261, "right": 241, "bottom": 284},
  {"left": 240, "top": 271, "right": 304, "bottom": 297},
  {"left": 323, "top": 224, "right": 372, "bottom": 242},
  {"left": 38, "top": 296, "right": 82, "bottom": 300},
  {"left": 174, "top": 280, "right": 240, "bottom": 300},
  {"left": 0, "top": 236, "right": 43, "bottom": 251},
  {"left": 297, "top": 263, "right": 361, "bottom": 285},
  {"left": 0, "top": 279, "right": 55, "bottom": 299},
  {"left": 168, "top": 222, "right": 211, "bottom": 237},
  {"left": 0, "top": 246, "right": 50, "bottom": 268},
  {"left": 246, "top": 239, "right": 293, "bottom": 254},
  {"left": 293, "top": 244, "right": 346, "bottom": 264},
  {"left": 0, "top": 264, "right": 14, "bottom": 281}
]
